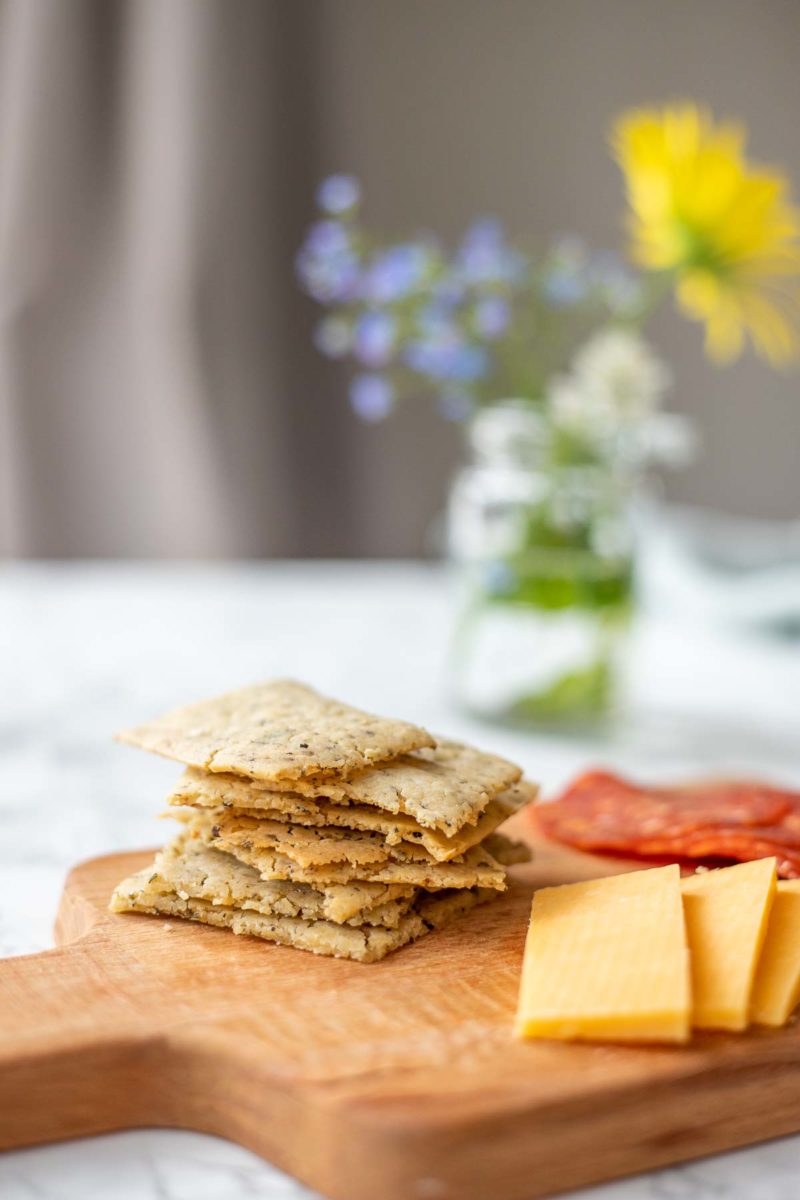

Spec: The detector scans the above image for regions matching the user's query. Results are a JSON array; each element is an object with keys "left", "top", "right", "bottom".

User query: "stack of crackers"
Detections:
[{"left": 111, "top": 681, "right": 534, "bottom": 962}]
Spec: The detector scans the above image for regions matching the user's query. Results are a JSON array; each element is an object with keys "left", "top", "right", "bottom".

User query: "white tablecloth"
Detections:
[{"left": 2, "top": 561, "right": 799, "bottom": 1200}]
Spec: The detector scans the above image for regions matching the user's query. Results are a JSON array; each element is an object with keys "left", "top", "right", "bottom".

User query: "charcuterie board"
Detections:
[{"left": 3, "top": 815, "right": 800, "bottom": 1200}]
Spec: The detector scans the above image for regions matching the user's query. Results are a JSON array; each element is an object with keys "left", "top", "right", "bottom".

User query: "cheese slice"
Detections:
[
  {"left": 681, "top": 858, "right": 776, "bottom": 1031},
  {"left": 514, "top": 865, "right": 690, "bottom": 1043},
  {"left": 750, "top": 880, "right": 800, "bottom": 1027}
]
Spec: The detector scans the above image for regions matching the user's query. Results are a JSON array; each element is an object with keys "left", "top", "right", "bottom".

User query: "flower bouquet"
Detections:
[{"left": 297, "top": 105, "right": 800, "bottom": 729}]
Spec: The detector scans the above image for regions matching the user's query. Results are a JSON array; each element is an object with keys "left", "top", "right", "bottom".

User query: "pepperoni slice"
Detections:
[{"left": 537, "top": 770, "right": 800, "bottom": 878}]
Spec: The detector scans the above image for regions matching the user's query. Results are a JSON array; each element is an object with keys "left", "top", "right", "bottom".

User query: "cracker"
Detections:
[
  {"left": 116, "top": 680, "right": 434, "bottom": 782},
  {"left": 483, "top": 832, "right": 532, "bottom": 867},
  {"left": 170, "top": 773, "right": 536, "bottom": 863},
  {"left": 171, "top": 740, "right": 523, "bottom": 834},
  {"left": 182, "top": 808, "right": 487, "bottom": 870},
  {"left": 286, "top": 740, "right": 523, "bottom": 832},
  {"left": 417, "top": 886, "right": 498, "bottom": 928},
  {"left": 185, "top": 806, "right": 513, "bottom": 883},
  {"left": 111, "top": 857, "right": 497, "bottom": 962},
  {"left": 187, "top": 810, "right": 509, "bottom": 890},
  {"left": 183, "top": 811, "right": 395, "bottom": 870},
  {"left": 112, "top": 835, "right": 415, "bottom": 926},
  {"left": 112, "top": 883, "right": 426, "bottom": 962}
]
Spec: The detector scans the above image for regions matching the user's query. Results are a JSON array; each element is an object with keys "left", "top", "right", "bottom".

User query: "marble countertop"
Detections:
[{"left": 2, "top": 560, "right": 799, "bottom": 1200}]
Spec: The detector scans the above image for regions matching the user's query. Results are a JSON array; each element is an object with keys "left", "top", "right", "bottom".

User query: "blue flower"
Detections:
[
  {"left": 353, "top": 311, "right": 397, "bottom": 367},
  {"left": 364, "top": 243, "right": 431, "bottom": 302},
  {"left": 304, "top": 219, "right": 350, "bottom": 255},
  {"left": 296, "top": 221, "right": 361, "bottom": 302},
  {"left": 349, "top": 374, "right": 394, "bottom": 421},
  {"left": 405, "top": 319, "right": 490, "bottom": 383},
  {"left": 474, "top": 295, "right": 511, "bottom": 338},
  {"left": 316, "top": 175, "right": 361, "bottom": 215},
  {"left": 457, "top": 219, "right": 525, "bottom": 285}
]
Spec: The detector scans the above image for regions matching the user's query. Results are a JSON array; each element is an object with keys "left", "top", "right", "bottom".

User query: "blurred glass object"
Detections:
[
  {"left": 640, "top": 507, "right": 800, "bottom": 639},
  {"left": 447, "top": 402, "right": 694, "bottom": 731}
]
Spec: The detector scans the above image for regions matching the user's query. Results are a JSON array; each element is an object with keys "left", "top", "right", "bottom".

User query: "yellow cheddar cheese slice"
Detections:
[
  {"left": 681, "top": 858, "right": 776, "bottom": 1032},
  {"left": 514, "top": 865, "right": 690, "bottom": 1044},
  {"left": 750, "top": 880, "right": 800, "bottom": 1027}
]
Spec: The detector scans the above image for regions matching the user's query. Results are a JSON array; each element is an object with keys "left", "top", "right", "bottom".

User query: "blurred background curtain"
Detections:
[{"left": 1, "top": 0, "right": 799, "bottom": 559}]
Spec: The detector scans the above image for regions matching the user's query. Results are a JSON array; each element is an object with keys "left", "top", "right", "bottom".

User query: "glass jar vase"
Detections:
[{"left": 447, "top": 401, "right": 643, "bottom": 731}]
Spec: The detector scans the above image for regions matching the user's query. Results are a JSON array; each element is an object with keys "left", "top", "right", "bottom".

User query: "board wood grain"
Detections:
[{"left": 2, "top": 815, "right": 800, "bottom": 1200}]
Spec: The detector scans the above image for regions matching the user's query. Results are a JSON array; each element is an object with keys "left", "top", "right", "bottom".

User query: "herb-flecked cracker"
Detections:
[
  {"left": 181, "top": 811, "right": 397, "bottom": 870},
  {"left": 170, "top": 772, "right": 536, "bottom": 862},
  {"left": 281, "top": 739, "right": 525, "bottom": 835},
  {"left": 116, "top": 680, "right": 434, "bottom": 782},
  {"left": 174, "top": 808, "right": 503, "bottom": 872},
  {"left": 171, "top": 739, "right": 523, "bottom": 834},
  {"left": 187, "top": 810, "right": 510, "bottom": 891},
  {"left": 110, "top": 851, "right": 497, "bottom": 962},
  {"left": 215, "top": 797, "right": 528, "bottom": 864},
  {"left": 111, "top": 835, "right": 416, "bottom": 927},
  {"left": 416, "top": 885, "right": 498, "bottom": 928},
  {"left": 112, "top": 885, "right": 426, "bottom": 962},
  {"left": 280, "top": 740, "right": 523, "bottom": 832}
]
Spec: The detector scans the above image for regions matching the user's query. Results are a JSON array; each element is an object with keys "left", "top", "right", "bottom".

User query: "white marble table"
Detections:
[{"left": 2, "top": 561, "right": 799, "bottom": 1200}]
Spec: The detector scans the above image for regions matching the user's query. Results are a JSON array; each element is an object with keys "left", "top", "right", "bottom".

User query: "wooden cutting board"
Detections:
[{"left": 3, "top": 815, "right": 800, "bottom": 1200}]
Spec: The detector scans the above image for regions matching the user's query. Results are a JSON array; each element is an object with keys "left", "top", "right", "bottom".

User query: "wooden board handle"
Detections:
[{"left": 0, "top": 944, "right": 156, "bottom": 1151}]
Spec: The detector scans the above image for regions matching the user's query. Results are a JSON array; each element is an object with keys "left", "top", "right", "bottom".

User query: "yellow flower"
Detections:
[{"left": 612, "top": 104, "right": 800, "bottom": 365}]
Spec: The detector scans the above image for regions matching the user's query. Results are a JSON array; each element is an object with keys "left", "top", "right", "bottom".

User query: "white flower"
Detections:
[
  {"left": 547, "top": 375, "right": 593, "bottom": 431},
  {"left": 573, "top": 328, "right": 671, "bottom": 421},
  {"left": 548, "top": 328, "right": 671, "bottom": 437}
]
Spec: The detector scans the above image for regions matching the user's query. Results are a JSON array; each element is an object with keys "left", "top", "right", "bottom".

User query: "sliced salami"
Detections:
[{"left": 537, "top": 770, "right": 800, "bottom": 878}]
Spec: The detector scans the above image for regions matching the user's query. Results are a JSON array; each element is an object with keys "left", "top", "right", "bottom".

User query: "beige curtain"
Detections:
[{"left": 0, "top": 0, "right": 385, "bottom": 557}]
